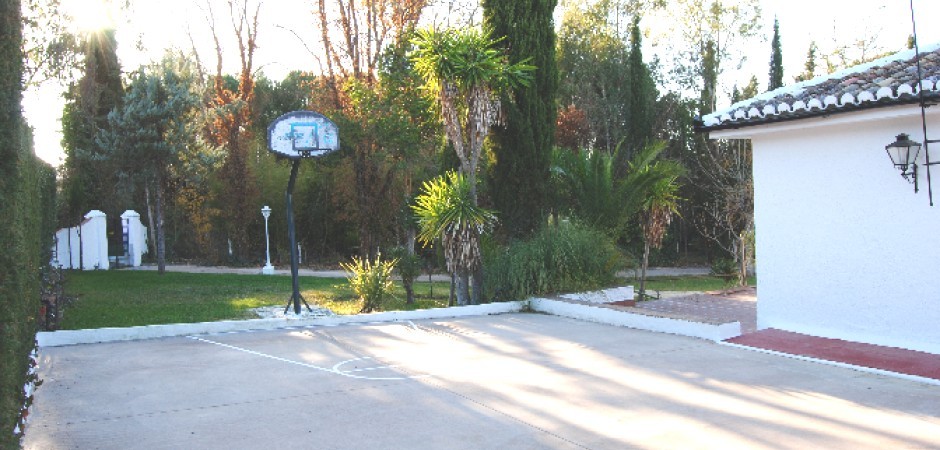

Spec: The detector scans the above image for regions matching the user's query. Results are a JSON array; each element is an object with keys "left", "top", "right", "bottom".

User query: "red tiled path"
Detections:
[
  {"left": 636, "top": 287, "right": 757, "bottom": 333},
  {"left": 634, "top": 287, "right": 940, "bottom": 381},
  {"left": 727, "top": 329, "right": 940, "bottom": 381}
]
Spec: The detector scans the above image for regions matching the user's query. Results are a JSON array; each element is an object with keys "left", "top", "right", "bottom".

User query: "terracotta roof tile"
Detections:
[{"left": 698, "top": 42, "right": 940, "bottom": 131}]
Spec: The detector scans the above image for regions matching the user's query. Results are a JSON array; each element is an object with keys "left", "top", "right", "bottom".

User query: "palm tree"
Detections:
[
  {"left": 412, "top": 172, "right": 496, "bottom": 305},
  {"left": 552, "top": 142, "right": 678, "bottom": 232},
  {"left": 636, "top": 160, "right": 684, "bottom": 300},
  {"left": 551, "top": 147, "right": 627, "bottom": 235},
  {"left": 552, "top": 141, "right": 683, "bottom": 300},
  {"left": 411, "top": 27, "right": 532, "bottom": 302}
]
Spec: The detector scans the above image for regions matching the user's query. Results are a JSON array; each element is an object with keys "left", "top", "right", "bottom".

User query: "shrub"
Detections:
[
  {"left": 485, "top": 222, "right": 624, "bottom": 301},
  {"left": 710, "top": 258, "right": 742, "bottom": 287},
  {"left": 388, "top": 246, "right": 422, "bottom": 304},
  {"left": 341, "top": 254, "right": 398, "bottom": 313},
  {"left": 710, "top": 258, "right": 737, "bottom": 277}
]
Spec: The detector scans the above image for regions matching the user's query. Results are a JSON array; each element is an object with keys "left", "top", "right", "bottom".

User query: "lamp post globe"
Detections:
[{"left": 261, "top": 205, "right": 274, "bottom": 275}]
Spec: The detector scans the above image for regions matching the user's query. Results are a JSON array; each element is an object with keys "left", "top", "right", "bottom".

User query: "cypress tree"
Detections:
[
  {"left": 700, "top": 40, "right": 717, "bottom": 116},
  {"left": 768, "top": 18, "right": 783, "bottom": 91},
  {"left": 483, "top": 0, "right": 558, "bottom": 239},
  {"left": 624, "top": 15, "right": 657, "bottom": 163},
  {"left": 59, "top": 29, "right": 124, "bottom": 224}
]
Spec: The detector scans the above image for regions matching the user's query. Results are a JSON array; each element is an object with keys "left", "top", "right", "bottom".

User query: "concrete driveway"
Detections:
[{"left": 24, "top": 314, "right": 940, "bottom": 449}]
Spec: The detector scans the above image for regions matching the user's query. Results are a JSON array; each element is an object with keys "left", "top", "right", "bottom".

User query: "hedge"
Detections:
[
  {"left": 1, "top": 0, "right": 58, "bottom": 446},
  {"left": 0, "top": 121, "right": 56, "bottom": 448}
]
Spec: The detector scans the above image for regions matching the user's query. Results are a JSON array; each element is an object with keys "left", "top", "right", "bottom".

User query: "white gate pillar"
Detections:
[
  {"left": 81, "top": 210, "right": 109, "bottom": 270},
  {"left": 121, "top": 210, "right": 147, "bottom": 267}
]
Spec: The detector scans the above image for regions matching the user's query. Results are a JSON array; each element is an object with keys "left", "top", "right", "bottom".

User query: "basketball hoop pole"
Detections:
[
  {"left": 285, "top": 159, "right": 313, "bottom": 314},
  {"left": 268, "top": 111, "right": 339, "bottom": 314}
]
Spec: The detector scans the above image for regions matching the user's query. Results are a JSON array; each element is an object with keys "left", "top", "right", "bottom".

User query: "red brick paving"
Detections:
[
  {"left": 634, "top": 287, "right": 940, "bottom": 381},
  {"left": 727, "top": 329, "right": 940, "bottom": 381},
  {"left": 635, "top": 287, "right": 757, "bottom": 333}
]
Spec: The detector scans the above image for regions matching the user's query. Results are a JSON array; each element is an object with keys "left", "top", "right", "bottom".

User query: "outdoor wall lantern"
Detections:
[
  {"left": 890, "top": 1, "right": 940, "bottom": 205},
  {"left": 885, "top": 133, "right": 921, "bottom": 189}
]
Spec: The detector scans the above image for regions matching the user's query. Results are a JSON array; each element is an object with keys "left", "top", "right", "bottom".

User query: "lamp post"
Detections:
[{"left": 261, "top": 205, "right": 274, "bottom": 275}]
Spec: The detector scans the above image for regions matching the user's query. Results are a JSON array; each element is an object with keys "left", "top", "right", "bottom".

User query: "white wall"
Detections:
[
  {"left": 712, "top": 106, "right": 940, "bottom": 354},
  {"left": 120, "top": 210, "right": 148, "bottom": 266},
  {"left": 53, "top": 210, "right": 110, "bottom": 270},
  {"left": 54, "top": 210, "right": 149, "bottom": 269}
]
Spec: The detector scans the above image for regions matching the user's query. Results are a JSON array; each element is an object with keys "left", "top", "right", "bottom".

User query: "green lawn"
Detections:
[
  {"left": 59, "top": 271, "right": 450, "bottom": 330},
  {"left": 637, "top": 275, "right": 757, "bottom": 292},
  {"left": 58, "top": 271, "right": 756, "bottom": 330}
]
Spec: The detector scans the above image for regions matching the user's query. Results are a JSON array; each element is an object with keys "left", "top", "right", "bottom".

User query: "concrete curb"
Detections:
[
  {"left": 37, "top": 296, "right": 742, "bottom": 347},
  {"left": 529, "top": 298, "right": 742, "bottom": 342},
  {"left": 36, "top": 302, "right": 526, "bottom": 347}
]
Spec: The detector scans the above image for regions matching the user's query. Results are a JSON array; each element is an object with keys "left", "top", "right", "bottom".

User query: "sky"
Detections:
[{"left": 22, "top": 0, "right": 940, "bottom": 167}]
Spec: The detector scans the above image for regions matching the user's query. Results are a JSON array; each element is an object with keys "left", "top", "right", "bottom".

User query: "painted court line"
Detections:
[
  {"left": 344, "top": 363, "right": 402, "bottom": 373},
  {"left": 187, "top": 335, "right": 431, "bottom": 381}
]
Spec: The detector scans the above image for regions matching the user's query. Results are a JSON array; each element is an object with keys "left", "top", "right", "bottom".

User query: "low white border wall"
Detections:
[
  {"left": 37, "top": 302, "right": 525, "bottom": 347},
  {"left": 529, "top": 298, "right": 741, "bottom": 342},
  {"left": 37, "top": 297, "right": 743, "bottom": 347}
]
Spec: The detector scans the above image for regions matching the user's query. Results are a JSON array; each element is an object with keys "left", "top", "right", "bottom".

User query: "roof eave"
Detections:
[{"left": 695, "top": 95, "right": 938, "bottom": 134}]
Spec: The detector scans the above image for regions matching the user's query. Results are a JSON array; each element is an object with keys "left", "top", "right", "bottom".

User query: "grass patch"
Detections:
[
  {"left": 60, "top": 271, "right": 451, "bottom": 330},
  {"left": 59, "top": 270, "right": 754, "bottom": 329},
  {"left": 635, "top": 275, "right": 757, "bottom": 292}
]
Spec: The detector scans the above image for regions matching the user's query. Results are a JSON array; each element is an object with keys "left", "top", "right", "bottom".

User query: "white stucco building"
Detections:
[{"left": 699, "top": 43, "right": 940, "bottom": 354}]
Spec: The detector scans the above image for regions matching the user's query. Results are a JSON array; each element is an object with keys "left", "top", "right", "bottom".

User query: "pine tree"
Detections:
[
  {"left": 743, "top": 76, "right": 760, "bottom": 99},
  {"left": 795, "top": 41, "right": 817, "bottom": 82},
  {"left": 483, "top": 0, "right": 558, "bottom": 239},
  {"left": 768, "top": 18, "right": 783, "bottom": 91},
  {"left": 97, "top": 59, "right": 199, "bottom": 274},
  {"left": 731, "top": 76, "right": 760, "bottom": 103}
]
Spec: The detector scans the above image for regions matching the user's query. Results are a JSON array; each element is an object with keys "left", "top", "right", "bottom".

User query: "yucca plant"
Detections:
[
  {"left": 411, "top": 27, "right": 534, "bottom": 194},
  {"left": 341, "top": 253, "right": 399, "bottom": 313},
  {"left": 412, "top": 172, "right": 497, "bottom": 305}
]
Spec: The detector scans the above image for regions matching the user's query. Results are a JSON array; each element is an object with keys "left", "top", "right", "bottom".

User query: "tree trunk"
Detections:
[
  {"left": 471, "top": 267, "right": 483, "bottom": 305},
  {"left": 154, "top": 176, "right": 166, "bottom": 275},
  {"left": 639, "top": 240, "right": 651, "bottom": 299},
  {"left": 144, "top": 185, "right": 156, "bottom": 257},
  {"left": 449, "top": 272, "right": 455, "bottom": 307},
  {"left": 455, "top": 271, "right": 470, "bottom": 306},
  {"left": 404, "top": 227, "right": 416, "bottom": 304},
  {"left": 738, "top": 232, "right": 748, "bottom": 287}
]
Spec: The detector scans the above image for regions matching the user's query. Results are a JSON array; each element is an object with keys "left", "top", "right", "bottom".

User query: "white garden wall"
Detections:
[
  {"left": 53, "top": 210, "right": 109, "bottom": 270},
  {"left": 712, "top": 106, "right": 940, "bottom": 354},
  {"left": 52, "top": 210, "right": 148, "bottom": 270}
]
